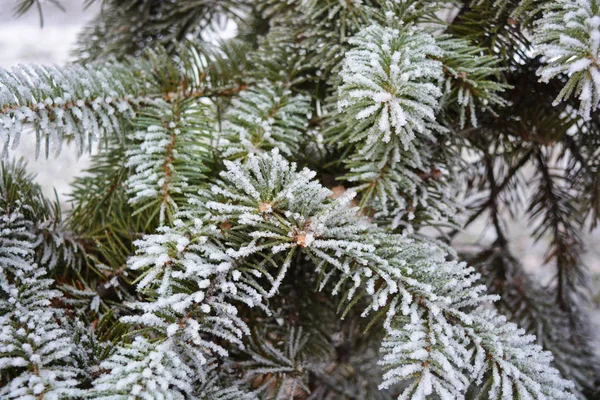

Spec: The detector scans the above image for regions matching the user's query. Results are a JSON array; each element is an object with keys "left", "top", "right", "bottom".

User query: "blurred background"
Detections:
[{"left": 1, "top": 0, "right": 599, "bottom": 326}]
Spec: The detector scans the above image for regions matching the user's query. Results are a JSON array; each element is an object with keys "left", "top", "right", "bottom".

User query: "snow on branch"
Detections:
[
  {"left": 125, "top": 100, "right": 213, "bottom": 225},
  {"left": 119, "top": 150, "right": 576, "bottom": 398},
  {"left": 0, "top": 41, "right": 250, "bottom": 160},
  {"left": 0, "top": 201, "right": 83, "bottom": 398},
  {"left": 337, "top": 24, "right": 444, "bottom": 164},
  {"left": 438, "top": 37, "right": 509, "bottom": 128},
  {"left": 0, "top": 61, "right": 152, "bottom": 158},
  {"left": 220, "top": 81, "right": 311, "bottom": 159},
  {"left": 534, "top": 0, "right": 600, "bottom": 120},
  {"left": 90, "top": 337, "right": 197, "bottom": 399},
  {"left": 350, "top": 235, "right": 576, "bottom": 399}
]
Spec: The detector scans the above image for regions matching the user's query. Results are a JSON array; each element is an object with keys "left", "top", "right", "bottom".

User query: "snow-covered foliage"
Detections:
[
  {"left": 120, "top": 150, "right": 367, "bottom": 359},
  {"left": 438, "top": 37, "right": 509, "bottom": 128},
  {"left": 0, "top": 159, "right": 84, "bottom": 271},
  {"left": 474, "top": 248, "right": 598, "bottom": 397},
  {"left": 90, "top": 337, "right": 196, "bottom": 399},
  {"left": 205, "top": 149, "right": 372, "bottom": 295},
  {"left": 91, "top": 338, "right": 256, "bottom": 399},
  {"left": 0, "top": 61, "right": 150, "bottom": 157},
  {"left": 125, "top": 100, "right": 212, "bottom": 224},
  {"left": 337, "top": 24, "right": 444, "bottom": 163},
  {"left": 0, "top": 41, "right": 249, "bottom": 160},
  {"left": 220, "top": 81, "right": 311, "bottom": 158},
  {"left": 534, "top": 0, "right": 600, "bottom": 120},
  {"left": 327, "top": 23, "right": 460, "bottom": 229},
  {"left": 112, "top": 151, "right": 576, "bottom": 398},
  {"left": 469, "top": 309, "right": 575, "bottom": 400},
  {"left": 122, "top": 220, "right": 256, "bottom": 364},
  {"left": 2, "top": 1, "right": 598, "bottom": 399},
  {"left": 0, "top": 203, "right": 83, "bottom": 399},
  {"left": 328, "top": 233, "right": 575, "bottom": 399}
]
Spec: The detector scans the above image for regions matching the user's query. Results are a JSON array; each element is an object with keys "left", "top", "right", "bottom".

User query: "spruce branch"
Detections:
[
  {"left": 470, "top": 246, "right": 599, "bottom": 396},
  {"left": 324, "top": 23, "right": 461, "bottom": 229},
  {"left": 0, "top": 191, "right": 84, "bottom": 398},
  {"left": 219, "top": 81, "right": 312, "bottom": 160},
  {"left": 1, "top": 159, "right": 86, "bottom": 274},
  {"left": 118, "top": 150, "right": 575, "bottom": 398},
  {"left": 534, "top": 0, "right": 600, "bottom": 120},
  {"left": 125, "top": 99, "right": 213, "bottom": 225},
  {"left": 1, "top": 159, "right": 129, "bottom": 333},
  {"left": 0, "top": 61, "right": 148, "bottom": 158},
  {"left": 438, "top": 36, "right": 510, "bottom": 128},
  {"left": 335, "top": 24, "right": 444, "bottom": 164},
  {"left": 0, "top": 41, "right": 251, "bottom": 160},
  {"left": 352, "top": 233, "right": 574, "bottom": 399},
  {"left": 90, "top": 337, "right": 232, "bottom": 399}
]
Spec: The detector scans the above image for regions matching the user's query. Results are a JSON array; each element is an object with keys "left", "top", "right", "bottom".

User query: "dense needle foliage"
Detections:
[{"left": 1, "top": 0, "right": 600, "bottom": 398}]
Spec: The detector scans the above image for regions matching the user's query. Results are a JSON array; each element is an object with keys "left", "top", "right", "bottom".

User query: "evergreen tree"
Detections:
[{"left": 1, "top": 0, "right": 599, "bottom": 398}]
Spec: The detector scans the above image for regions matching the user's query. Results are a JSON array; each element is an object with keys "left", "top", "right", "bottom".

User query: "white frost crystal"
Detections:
[
  {"left": 338, "top": 24, "right": 443, "bottom": 156},
  {"left": 535, "top": 0, "right": 600, "bottom": 120}
]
